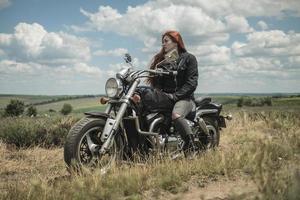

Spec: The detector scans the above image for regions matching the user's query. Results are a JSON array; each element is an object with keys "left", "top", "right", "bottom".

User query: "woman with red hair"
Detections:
[{"left": 134, "top": 30, "right": 198, "bottom": 153}]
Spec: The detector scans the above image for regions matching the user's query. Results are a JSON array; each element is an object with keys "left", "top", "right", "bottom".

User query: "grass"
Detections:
[
  {"left": 0, "top": 110, "right": 299, "bottom": 199},
  {"left": 0, "top": 94, "right": 299, "bottom": 199}
]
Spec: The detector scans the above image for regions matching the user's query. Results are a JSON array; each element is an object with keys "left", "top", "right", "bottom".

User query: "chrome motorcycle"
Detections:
[{"left": 64, "top": 54, "right": 232, "bottom": 172}]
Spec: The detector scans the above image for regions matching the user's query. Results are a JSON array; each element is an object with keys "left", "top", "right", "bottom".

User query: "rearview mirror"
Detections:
[{"left": 124, "top": 53, "right": 132, "bottom": 63}]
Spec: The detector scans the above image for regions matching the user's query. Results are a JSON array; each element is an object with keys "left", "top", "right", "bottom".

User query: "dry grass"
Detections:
[{"left": 0, "top": 110, "right": 299, "bottom": 200}]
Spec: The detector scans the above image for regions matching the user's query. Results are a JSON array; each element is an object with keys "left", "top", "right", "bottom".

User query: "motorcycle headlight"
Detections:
[{"left": 105, "top": 78, "right": 122, "bottom": 98}]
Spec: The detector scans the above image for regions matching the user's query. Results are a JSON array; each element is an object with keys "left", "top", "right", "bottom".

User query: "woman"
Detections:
[{"left": 133, "top": 30, "right": 198, "bottom": 152}]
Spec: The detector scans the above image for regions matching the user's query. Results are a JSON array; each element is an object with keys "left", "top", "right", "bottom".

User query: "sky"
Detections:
[{"left": 0, "top": 0, "right": 300, "bottom": 95}]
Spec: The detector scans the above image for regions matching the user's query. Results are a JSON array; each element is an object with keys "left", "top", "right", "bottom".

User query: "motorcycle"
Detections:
[{"left": 64, "top": 54, "right": 232, "bottom": 173}]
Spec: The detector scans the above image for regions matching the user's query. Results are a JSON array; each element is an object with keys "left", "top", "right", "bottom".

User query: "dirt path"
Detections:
[
  {"left": 144, "top": 176, "right": 257, "bottom": 200},
  {"left": 176, "top": 178, "right": 256, "bottom": 200}
]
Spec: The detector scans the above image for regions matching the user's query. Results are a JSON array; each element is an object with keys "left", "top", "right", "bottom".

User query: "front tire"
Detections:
[{"left": 64, "top": 117, "right": 122, "bottom": 173}]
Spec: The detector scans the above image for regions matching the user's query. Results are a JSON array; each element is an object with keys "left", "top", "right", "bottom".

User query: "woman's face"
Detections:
[{"left": 162, "top": 35, "right": 177, "bottom": 53}]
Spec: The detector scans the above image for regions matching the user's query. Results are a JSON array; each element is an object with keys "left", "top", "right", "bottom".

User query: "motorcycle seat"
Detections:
[{"left": 194, "top": 97, "right": 211, "bottom": 106}]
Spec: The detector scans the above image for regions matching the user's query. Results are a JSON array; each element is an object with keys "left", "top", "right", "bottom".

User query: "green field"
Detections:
[
  {"left": 35, "top": 97, "right": 105, "bottom": 113},
  {"left": 0, "top": 95, "right": 68, "bottom": 108},
  {"left": 1, "top": 94, "right": 300, "bottom": 114},
  {"left": 0, "top": 95, "right": 106, "bottom": 115}
]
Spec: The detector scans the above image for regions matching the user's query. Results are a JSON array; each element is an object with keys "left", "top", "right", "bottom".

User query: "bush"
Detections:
[
  {"left": 26, "top": 105, "right": 37, "bottom": 117},
  {"left": 60, "top": 103, "right": 73, "bottom": 115},
  {"left": 264, "top": 97, "right": 272, "bottom": 106},
  {"left": 0, "top": 116, "right": 79, "bottom": 147},
  {"left": 237, "top": 98, "right": 244, "bottom": 107},
  {"left": 237, "top": 97, "right": 272, "bottom": 107},
  {"left": 4, "top": 99, "right": 25, "bottom": 117},
  {"left": 0, "top": 108, "right": 4, "bottom": 117}
]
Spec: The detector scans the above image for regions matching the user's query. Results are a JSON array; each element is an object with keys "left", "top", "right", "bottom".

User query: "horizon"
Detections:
[{"left": 1, "top": 92, "right": 300, "bottom": 97}]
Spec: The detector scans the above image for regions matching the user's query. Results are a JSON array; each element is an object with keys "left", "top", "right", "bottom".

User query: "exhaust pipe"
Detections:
[{"left": 198, "top": 117, "right": 209, "bottom": 135}]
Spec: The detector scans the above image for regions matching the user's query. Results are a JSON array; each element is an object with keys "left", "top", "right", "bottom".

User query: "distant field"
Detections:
[
  {"left": 0, "top": 95, "right": 67, "bottom": 108},
  {"left": 35, "top": 97, "right": 105, "bottom": 113},
  {"left": 0, "top": 95, "right": 106, "bottom": 114},
  {"left": 1, "top": 94, "right": 299, "bottom": 115}
]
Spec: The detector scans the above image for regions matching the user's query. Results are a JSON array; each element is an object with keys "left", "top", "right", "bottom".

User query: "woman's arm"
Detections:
[{"left": 173, "top": 54, "right": 198, "bottom": 101}]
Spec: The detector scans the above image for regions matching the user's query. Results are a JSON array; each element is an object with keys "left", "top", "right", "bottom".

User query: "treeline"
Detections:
[
  {"left": 1, "top": 99, "right": 73, "bottom": 117},
  {"left": 26, "top": 95, "right": 98, "bottom": 107},
  {"left": 272, "top": 94, "right": 300, "bottom": 98},
  {"left": 237, "top": 97, "right": 272, "bottom": 107}
]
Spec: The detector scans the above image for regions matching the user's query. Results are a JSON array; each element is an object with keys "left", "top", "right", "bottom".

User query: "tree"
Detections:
[
  {"left": 26, "top": 105, "right": 37, "bottom": 117},
  {"left": 264, "top": 97, "right": 272, "bottom": 106},
  {"left": 5, "top": 99, "right": 25, "bottom": 117},
  {"left": 237, "top": 97, "right": 244, "bottom": 107},
  {"left": 60, "top": 103, "right": 73, "bottom": 115}
]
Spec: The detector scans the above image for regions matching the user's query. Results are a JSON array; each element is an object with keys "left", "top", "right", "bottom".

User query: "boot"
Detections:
[{"left": 174, "top": 117, "right": 193, "bottom": 152}]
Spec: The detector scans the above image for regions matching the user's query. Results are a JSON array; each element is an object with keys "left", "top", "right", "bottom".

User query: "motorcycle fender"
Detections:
[
  {"left": 196, "top": 109, "right": 218, "bottom": 118},
  {"left": 84, "top": 111, "right": 110, "bottom": 119}
]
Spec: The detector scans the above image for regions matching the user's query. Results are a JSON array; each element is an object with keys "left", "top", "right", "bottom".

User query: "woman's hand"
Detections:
[{"left": 131, "top": 94, "right": 141, "bottom": 103}]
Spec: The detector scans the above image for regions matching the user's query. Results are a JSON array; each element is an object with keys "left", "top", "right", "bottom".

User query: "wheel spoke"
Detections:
[
  {"left": 77, "top": 128, "right": 118, "bottom": 172},
  {"left": 86, "top": 133, "right": 99, "bottom": 156}
]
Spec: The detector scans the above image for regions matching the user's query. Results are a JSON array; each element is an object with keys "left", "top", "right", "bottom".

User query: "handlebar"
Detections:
[
  {"left": 122, "top": 69, "right": 178, "bottom": 83},
  {"left": 147, "top": 69, "right": 178, "bottom": 76}
]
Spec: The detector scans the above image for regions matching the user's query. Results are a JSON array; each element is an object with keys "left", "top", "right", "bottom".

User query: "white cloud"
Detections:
[
  {"left": 74, "top": 63, "right": 102, "bottom": 77},
  {"left": 78, "top": 0, "right": 300, "bottom": 51},
  {"left": 80, "top": 3, "right": 232, "bottom": 49},
  {"left": 0, "top": 23, "right": 91, "bottom": 65},
  {"left": 257, "top": 21, "right": 268, "bottom": 30},
  {"left": 94, "top": 48, "right": 128, "bottom": 57},
  {"left": 224, "top": 15, "right": 253, "bottom": 33},
  {"left": 178, "top": 0, "right": 300, "bottom": 17},
  {"left": 232, "top": 30, "right": 300, "bottom": 57},
  {"left": 0, "top": 60, "right": 35, "bottom": 73},
  {"left": 54, "top": 62, "right": 103, "bottom": 76},
  {"left": 0, "top": 0, "right": 11, "bottom": 9},
  {"left": 191, "top": 45, "right": 231, "bottom": 66},
  {"left": 0, "top": 60, "right": 103, "bottom": 78},
  {"left": 75, "top": 1, "right": 295, "bottom": 59}
]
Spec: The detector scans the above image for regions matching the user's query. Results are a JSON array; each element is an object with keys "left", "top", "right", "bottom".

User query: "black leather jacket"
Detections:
[{"left": 153, "top": 52, "right": 198, "bottom": 101}]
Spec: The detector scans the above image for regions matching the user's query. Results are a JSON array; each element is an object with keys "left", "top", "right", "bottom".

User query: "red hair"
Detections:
[
  {"left": 148, "top": 30, "right": 186, "bottom": 85},
  {"left": 163, "top": 30, "right": 186, "bottom": 52}
]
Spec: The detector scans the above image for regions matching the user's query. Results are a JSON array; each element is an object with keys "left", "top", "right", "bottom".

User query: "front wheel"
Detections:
[{"left": 64, "top": 117, "right": 123, "bottom": 173}]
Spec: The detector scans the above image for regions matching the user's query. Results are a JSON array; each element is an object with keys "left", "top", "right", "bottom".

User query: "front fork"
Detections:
[{"left": 99, "top": 79, "right": 140, "bottom": 154}]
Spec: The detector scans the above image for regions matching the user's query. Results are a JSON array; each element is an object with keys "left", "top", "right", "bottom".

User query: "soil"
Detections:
[{"left": 143, "top": 176, "right": 258, "bottom": 200}]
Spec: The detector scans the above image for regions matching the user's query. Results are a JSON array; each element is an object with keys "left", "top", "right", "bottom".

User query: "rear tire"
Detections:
[{"left": 203, "top": 117, "right": 220, "bottom": 148}]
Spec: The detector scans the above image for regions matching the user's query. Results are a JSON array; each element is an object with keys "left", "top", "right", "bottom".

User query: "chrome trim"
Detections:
[
  {"left": 198, "top": 117, "right": 209, "bottom": 135},
  {"left": 196, "top": 109, "right": 218, "bottom": 117},
  {"left": 134, "top": 116, "right": 163, "bottom": 136},
  {"left": 101, "top": 118, "right": 116, "bottom": 142}
]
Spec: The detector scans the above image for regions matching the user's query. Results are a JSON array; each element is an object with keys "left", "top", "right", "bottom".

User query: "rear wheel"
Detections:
[
  {"left": 193, "top": 117, "right": 219, "bottom": 150},
  {"left": 203, "top": 117, "right": 220, "bottom": 148},
  {"left": 64, "top": 117, "right": 123, "bottom": 173}
]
